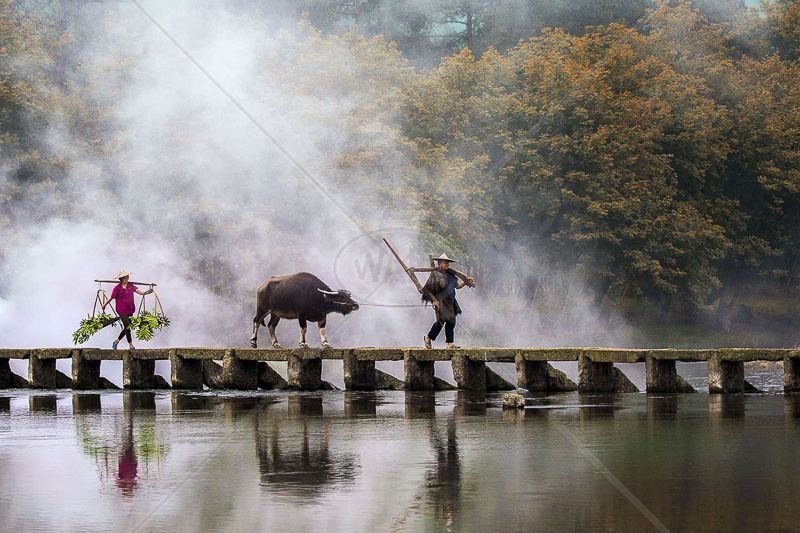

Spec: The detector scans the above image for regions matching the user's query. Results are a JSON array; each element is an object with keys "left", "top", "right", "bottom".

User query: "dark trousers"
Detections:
[
  {"left": 116, "top": 314, "right": 133, "bottom": 343},
  {"left": 428, "top": 316, "right": 456, "bottom": 344}
]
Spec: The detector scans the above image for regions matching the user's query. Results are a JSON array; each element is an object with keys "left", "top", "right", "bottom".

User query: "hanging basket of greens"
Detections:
[
  {"left": 72, "top": 288, "right": 121, "bottom": 345},
  {"left": 72, "top": 282, "right": 170, "bottom": 345},
  {"left": 130, "top": 289, "right": 170, "bottom": 342}
]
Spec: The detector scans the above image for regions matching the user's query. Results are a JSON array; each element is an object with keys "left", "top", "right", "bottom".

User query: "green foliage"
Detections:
[
  {"left": 130, "top": 309, "right": 170, "bottom": 342},
  {"left": 72, "top": 314, "right": 118, "bottom": 345},
  {"left": 72, "top": 309, "right": 169, "bottom": 345}
]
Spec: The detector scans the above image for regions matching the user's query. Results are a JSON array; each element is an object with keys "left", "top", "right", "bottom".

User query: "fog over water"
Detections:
[{"left": 2, "top": 1, "right": 420, "bottom": 350}]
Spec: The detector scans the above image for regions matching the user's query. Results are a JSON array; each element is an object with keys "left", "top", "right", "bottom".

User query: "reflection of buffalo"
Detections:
[
  {"left": 255, "top": 417, "right": 358, "bottom": 500},
  {"left": 250, "top": 272, "right": 359, "bottom": 349}
]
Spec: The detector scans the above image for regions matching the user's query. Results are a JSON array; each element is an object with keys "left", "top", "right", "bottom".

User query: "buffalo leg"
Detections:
[
  {"left": 268, "top": 315, "right": 282, "bottom": 349},
  {"left": 298, "top": 318, "right": 309, "bottom": 348},
  {"left": 319, "top": 317, "right": 332, "bottom": 348},
  {"left": 250, "top": 308, "right": 270, "bottom": 348}
]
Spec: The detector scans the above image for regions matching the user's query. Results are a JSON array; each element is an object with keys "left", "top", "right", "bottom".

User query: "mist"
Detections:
[{"left": 0, "top": 0, "right": 670, "bottom": 388}]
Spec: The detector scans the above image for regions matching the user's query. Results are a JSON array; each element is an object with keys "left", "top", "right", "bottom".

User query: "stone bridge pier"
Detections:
[{"left": 2, "top": 346, "right": 800, "bottom": 394}]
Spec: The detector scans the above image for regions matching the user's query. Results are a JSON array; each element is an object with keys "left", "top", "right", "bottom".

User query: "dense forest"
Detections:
[{"left": 2, "top": 0, "right": 800, "bottom": 346}]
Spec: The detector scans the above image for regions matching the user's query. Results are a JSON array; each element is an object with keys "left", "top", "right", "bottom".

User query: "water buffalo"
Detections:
[{"left": 250, "top": 272, "right": 359, "bottom": 349}]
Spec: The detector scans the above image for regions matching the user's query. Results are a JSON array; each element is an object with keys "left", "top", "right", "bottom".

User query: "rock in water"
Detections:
[
  {"left": 434, "top": 377, "right": 457, "bottom": 391},
  {"left": 374, "top": 369, "right": 404, "bottom": 390},
  {"left": 744, "top": 380, "right": 762, "bottom": 393},
  {"left": 153, "top": 375, "right": 171, "bottom": 389},
  {"left": 676, "top": 374, "right": 697, "bottom": 393},
  {"left": 613, "top": 367, "right": 639, "bottom": 393},
  {"left": 99, "top": 377, "right": 120, "bottom": 390},
  {"left": 546, "top": 364, "right": 578, "bottom": 392},
  {"left": 56, "top": 370, "right": 71, "bottom": 388},
  {"left": 486, "top": 367, "right": 515, "bottom": 391},
  {"left": 320, "top": 380, "right": 340, "bottom": 391},
  {"left": 502, "top": 393, "right": 526, "bottom": 409},
  {"left": 203, "top": 360, "right": 224, "bottom": 389},
  {"left": 258, "top": 362, "right": 288, "bottom": 390},
  {"left": 11, "top": 372, "right": 28, "bottom": 388}
]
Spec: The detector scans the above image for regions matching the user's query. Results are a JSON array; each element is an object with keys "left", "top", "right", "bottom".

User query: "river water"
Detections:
[{"left": 1, "top": 366, "right": 799, "bottom": 532}]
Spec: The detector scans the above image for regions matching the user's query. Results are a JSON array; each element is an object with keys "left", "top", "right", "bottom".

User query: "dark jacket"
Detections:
[{"left": 422, "top": 269, "right": 461, "bottom": 321}]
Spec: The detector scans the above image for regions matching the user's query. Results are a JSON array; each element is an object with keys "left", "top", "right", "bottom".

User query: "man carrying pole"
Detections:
[
  {"left": 382, "top": 239, "right": 475, "bottom": 349},
  {"left": 421, "top": 254, "right": 474, "bottom": 349}
]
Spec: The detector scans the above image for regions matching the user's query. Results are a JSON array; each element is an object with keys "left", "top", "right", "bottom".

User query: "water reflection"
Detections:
[
  {"left": 785, "top": 394, "right": 800, "bottom": 419},
  {"left": 344, "top": 392, "right": 377, "bottom": 418},
  {"left": 453, "top": 391, "right": 486, "bottom": 416},
  {"left": 116, "top": 414, "right": 138, "bottom": 498},
  {"left": 647, "top": 395, "right": 679, "bottom": 420},
  {"left": 170, "top": 392, "right": 220, "bottom": 411},
  {"left": 123, "top": 391, "right": 156, "bottom": 411},
  {"left": 72, "top": 392, "right": 170, "bottom": 501},
  {"left": 288, "top": 395, "right": 323, "bottom": 418},
  {"left": 223, "top": 396, "right": 270, "bottom": 417},
  {"left": 3, "top": 391, "right": 800, "bottom": 532},
  {"left": 425, "top": 418, "right": 461, "bottom": 527},
  {"left": 255, "top": 396, "right": 358, "bottom": 501},
  {"left": 524, "top": 393, "right": 554, "bottom": 416},
  {"left": 709, "top": 394, "right": 746, "bottom": 420},
  {"left": 578, "top": 393, "right": 620, "bottom": 421},
  {"left": 29, "top": 394, "right": 57, "bottom": 412},
  {"left": 405, "top": 391, "right": 436, "bottom": 418},
  {"left": 72, "top": 394, "right": 101, "bottom": 413}
]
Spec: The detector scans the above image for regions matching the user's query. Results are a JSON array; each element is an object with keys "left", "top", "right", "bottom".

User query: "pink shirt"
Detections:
[{"left": 110, "top": 283, "right": 137, "bottom": 315}]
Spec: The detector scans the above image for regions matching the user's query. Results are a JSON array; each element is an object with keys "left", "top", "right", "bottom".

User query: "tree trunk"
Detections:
[
  {"left": 465, "top": 12, "right": 473, "bottom": 50},
  {"left": 717, "top": 285, "right": 736, "bottom": 332},
  {"left": 56, "top": 0, "right": 68, "bottom": 88},
  {"left": 593, "top": 277, "right": 613, "bottom": 309}
]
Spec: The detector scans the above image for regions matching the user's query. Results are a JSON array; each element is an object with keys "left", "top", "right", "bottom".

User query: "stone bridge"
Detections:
[{"left": 1, "top": 347, "right": 798, "bottom": 394}]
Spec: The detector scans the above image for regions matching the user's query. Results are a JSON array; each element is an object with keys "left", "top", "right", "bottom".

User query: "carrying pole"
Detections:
[
  {"left": 408, "top": 266, "right": 475, "bottom": 287},
  {"left": 94, "top": 280, "right": 157, "bottom": 286},
  {"left": 383, "top": 238, "right": 424, "bottom": 294}
]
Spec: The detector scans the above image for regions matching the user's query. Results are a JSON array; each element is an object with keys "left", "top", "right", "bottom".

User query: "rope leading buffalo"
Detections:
[{"left": 250, "top": 272, "right": 359, "bottom": 349}]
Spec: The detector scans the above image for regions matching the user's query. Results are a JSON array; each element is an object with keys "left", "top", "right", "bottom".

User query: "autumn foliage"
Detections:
[{"left": 2, "top": 0, "right": 800, "bottom": 328}]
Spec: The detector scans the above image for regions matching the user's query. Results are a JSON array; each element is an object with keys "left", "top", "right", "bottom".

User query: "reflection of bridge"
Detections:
[
  {"left": 11, "top": 391, "right": 800, "bottom": 530},
  {"left": 23, "top": 391, "right": 472, "bottom": 507},
  {"left": 2, "top": 347, "right": 799, "bottom": 394}
]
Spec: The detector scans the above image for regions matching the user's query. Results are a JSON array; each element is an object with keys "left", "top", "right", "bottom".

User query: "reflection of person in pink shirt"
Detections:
[
  {"left": 116, "top": 426, "right": 138, "bottom": 499},
  {"left": 101, "top": 270, "right": 152, "bottom": 350}
]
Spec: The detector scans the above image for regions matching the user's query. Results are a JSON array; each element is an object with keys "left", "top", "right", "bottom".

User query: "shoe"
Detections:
[
  {"left": 129, "top": 344, "right": 135, "bottom": 350},
  {"left": 446, "top": 344, "right": 461, "bottom": 349},
  {"left": 424, "top": 336, "right": 432, "bottom": 349},
  {"left": 112, "top": 341, "right": 118, "bottom": 350}
]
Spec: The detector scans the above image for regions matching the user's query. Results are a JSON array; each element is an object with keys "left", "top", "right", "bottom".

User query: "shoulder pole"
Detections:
[
  {"left": 94, "top": 280, "right": 157, "bottom": 286},
  {"left": 383, "top": 238, "right": 424, "bottom": 294}
]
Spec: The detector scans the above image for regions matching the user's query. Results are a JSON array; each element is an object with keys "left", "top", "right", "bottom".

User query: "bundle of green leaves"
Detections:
[
  {"left": 131, "top": 309, "right": 170, "bottom": 341},
  {"left": 72, "top": 314, "right": 118, "bottom": 345}
]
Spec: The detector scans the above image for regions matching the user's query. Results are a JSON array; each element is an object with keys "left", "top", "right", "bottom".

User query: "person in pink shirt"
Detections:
[{"left": 102, "top": 270, "right": 152, "bottom": 349}]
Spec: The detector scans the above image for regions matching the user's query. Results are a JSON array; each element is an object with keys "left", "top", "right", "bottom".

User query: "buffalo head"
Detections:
[{"left": 318, "top": 288, "right": 359, "bottom": 315}]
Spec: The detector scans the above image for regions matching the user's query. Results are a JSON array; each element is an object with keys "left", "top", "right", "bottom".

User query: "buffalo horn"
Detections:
[{"left": 317, "top": 288, "right": 339, "bottom": 295}]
